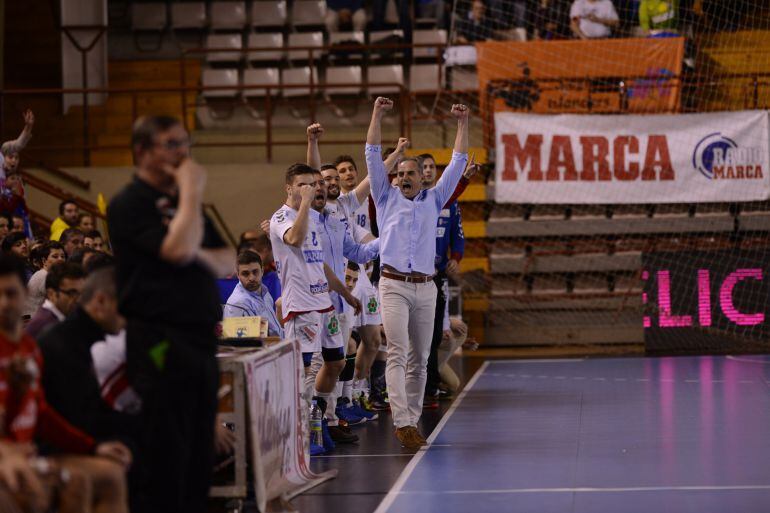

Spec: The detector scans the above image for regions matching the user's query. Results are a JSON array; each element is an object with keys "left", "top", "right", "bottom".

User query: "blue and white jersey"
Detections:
[
  {"left": 223, "top": 282, "right": 284, "bottom": 337},
  {"left": 269, "top": 204, "right": 333, "bottom": 317}
]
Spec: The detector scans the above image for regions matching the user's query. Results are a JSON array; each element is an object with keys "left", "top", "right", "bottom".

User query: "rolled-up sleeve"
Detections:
[{"left": 365, "top": 144, "right": 390, "bottom": 208}]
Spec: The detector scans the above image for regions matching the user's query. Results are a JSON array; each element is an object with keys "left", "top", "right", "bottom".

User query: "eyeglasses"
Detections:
[
  {"left": 156, "top": 138, "right": 191, "bottom": 151},
  {"left": 57, "top": 288, "right": 81, "bottom": 298}
]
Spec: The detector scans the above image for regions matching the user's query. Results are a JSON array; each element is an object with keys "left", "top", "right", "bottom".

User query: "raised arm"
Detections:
[
  {"left": 282, "top": 185, "right": 315, "bottom": 247},
  {"left": 365, "top": 97, "right": 394, "bottom": 206},
  {"left": 2, "top": 110, "right": 34, "bottom": 155},
  {"left": 306, "top": 123, "right": 323, "bottom": 170},
  {"left": 434, "top": 105, "right": 470, "bottom": 207},
  {"left": 384, "top": 137, "right": 409, "bottom": 174}
]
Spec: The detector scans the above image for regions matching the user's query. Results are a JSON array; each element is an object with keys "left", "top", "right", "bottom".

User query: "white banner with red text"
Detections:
[{"left": 494, "top": 110, "right": 770, "bottom": 204}]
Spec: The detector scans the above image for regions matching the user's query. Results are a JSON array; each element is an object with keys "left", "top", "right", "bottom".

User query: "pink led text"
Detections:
[{"left": 643, "top": 268, "right": 765, "bottom": 328}]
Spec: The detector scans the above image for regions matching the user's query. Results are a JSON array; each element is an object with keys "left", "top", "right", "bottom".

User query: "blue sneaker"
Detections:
[
  {"left": 321, "top": 419, "right": 336, "bottom": 451},
  {"left": 351, "top": 400, "right": 378, "bottom": 421},
  {"left": 335, "top": 401, "right": 366, "bottom": 426},
  {"left": 310, "top": 443, "right": 326, "bottom": 456}
]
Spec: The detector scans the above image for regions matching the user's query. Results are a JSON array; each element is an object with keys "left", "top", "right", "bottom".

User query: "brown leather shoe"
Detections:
[
  {"left": 395, "top": 426, "right": 422, "bottom": 451},
  {"left": 413, "top": 428, "right": 428, "bottom": 446}
]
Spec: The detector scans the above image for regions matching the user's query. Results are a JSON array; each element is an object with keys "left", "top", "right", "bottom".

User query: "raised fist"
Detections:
[
  {"left": 395, "top": 137, "right": 409, "bottom": 153},
  {"left": 450, "top": 104, "right": 469, "bottom": 120},
  {"left": 23, "top": 109, "right": 35, "bottom": 128},
  {"left": 307, "top": 123, "right": 324, "bottom": 141},
  {"left": 374, "top": 97, "right": 394, "bottom": 113},
  {"left": 299, "top": 184, "right": 315, "bottom": 204}
]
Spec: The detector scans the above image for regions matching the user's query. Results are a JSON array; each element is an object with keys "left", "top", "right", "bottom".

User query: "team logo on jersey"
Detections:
[
  {"left": 273, "top": 210, "right": 286, "bottom": 223},
  {"left": 327, "top": 315, "right": 340, "bottom": 335},
  {"left": 367, "top": 296, "right": 379, "bottom": 314},
  {"left": 309, "top": 280, "right": 329, "bottom": 295}
]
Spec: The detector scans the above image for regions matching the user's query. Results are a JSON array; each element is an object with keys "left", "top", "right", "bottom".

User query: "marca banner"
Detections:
[
  {"left": 495, "top": 110, "right": 770, "bottom": 204},
  {"left": 476, "top": 38, "right": 684, "bottom": 118},
  {"left": 643, "top": 249, "right": 770, "bottom": 353},
  {"left": 242, "top": 340, "right": 334, "bottom": 512}
]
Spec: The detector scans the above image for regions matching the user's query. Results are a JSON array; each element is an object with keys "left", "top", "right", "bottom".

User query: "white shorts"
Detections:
[
  {"left": 352, "top": 271, "right": 382, "bottom": 327},
  {"left": 284, "top": 310, "right": 345, "bottom": 353}
]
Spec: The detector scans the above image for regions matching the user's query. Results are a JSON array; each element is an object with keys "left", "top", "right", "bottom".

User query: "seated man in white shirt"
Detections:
[
  {"left": 223, "top": 250, "right": 283, "bottom": 338},
  {"left": 570, "top": 0, "right": 619, "bottom": 39}
]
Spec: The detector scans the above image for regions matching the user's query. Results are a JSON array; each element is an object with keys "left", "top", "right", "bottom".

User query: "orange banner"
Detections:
[{"left": 477, "top": 38, "right": 685, "bottom": 128}]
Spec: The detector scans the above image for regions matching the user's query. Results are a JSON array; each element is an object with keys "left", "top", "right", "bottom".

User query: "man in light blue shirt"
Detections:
[
  {"left": 223, "top": 250, "right": 283, "bottom": 337},
  {"left": 365, "top": 97, "right": 469, "bottom": 449}
]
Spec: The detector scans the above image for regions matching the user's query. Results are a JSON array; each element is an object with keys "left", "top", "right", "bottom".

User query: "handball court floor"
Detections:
[{"left": 289, "top": 355, "right": 770, "bottom": 513}]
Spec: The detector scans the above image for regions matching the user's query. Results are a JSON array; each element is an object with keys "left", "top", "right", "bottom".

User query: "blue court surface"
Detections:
[{"left": 376, "top": 355, "right": 770, "bottom": 513}]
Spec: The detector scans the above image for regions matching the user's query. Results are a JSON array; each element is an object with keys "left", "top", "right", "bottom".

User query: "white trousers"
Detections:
[{"left": 379, "top": 276, "right": 437, "bottom": 428}]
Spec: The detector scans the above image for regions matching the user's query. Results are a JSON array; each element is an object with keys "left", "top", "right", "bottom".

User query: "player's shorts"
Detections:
[
  {"left": 285, "top": 310, "right": 345, "bottom": 355},
  {"left": 352, "top": 271, "right": 382, "bottom": 327}
]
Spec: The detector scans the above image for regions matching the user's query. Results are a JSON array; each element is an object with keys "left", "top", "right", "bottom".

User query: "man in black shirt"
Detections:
[{"left": 107, "top": 116, "right": 235, "bottom": 513}]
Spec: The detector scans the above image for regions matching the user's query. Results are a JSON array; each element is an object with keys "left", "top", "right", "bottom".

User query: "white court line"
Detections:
[
  {"left": 394, "top": 484, "right": 770, "bottom": 495},
  {"left": 727, "top": 355, "right": 770, "bottom": 365},
  {"left": 373, "top": 361, "right": 490, "bottom": 513},
  {"left": 317, "top": 453, "right": 415, "bottom": 458}
]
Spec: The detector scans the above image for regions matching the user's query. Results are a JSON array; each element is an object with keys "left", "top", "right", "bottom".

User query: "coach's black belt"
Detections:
[{"left": 381, "top": 270, "right": 434, "bottom": 283}]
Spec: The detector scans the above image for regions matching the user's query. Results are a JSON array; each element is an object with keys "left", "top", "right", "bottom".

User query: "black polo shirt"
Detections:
[{"left": 108, "top": 176, "right": 226, "bottom": 330}]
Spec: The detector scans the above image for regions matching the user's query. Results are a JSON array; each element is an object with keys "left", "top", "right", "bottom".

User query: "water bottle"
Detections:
[{"left": 309, "top": 400, "right": 323, "bottom": 446}]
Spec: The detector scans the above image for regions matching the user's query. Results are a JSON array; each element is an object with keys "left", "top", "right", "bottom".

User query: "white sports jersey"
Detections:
[
  {"left": 326, "top": 190, "right": 359, "bottom": 235},
  {"left": 270, "top": 204, "right": 333, "bottom": 317},
  {"left": 352, "top": 195, "right": 371, "bottom": 236}
]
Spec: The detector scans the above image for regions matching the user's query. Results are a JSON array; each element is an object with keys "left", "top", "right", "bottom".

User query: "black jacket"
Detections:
[{"left": 38, "top": 306, "right": 140, "bottom": 443}]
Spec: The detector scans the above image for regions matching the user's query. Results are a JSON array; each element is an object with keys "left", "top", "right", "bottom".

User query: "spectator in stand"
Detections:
[
  {"left": 223, "top": 251, "right": 283, "bottom": 337},
  {"left": 254, "top": 232, "right": 282, "bottom": 300},
  {"left": 69, "top": 247, "right": 99, "bottom": 269},
  {"left": 50, "top": 200, "right": 80, "bottom": 241},
  {"left": 2, "top": 233, "right": 29, "bottom": 261},
  {"left": 24, "top": 241, "right": 66, "bottom": 318},
  {"left": 60, "top": 227, "right": 85, "bottom": 257},
  {"left": 639, "top": 0, "right": 679, "bottom": 34},
  {"left": 84, "top": 230, "right": 106, "bottom": 252},
  {"left": 9, "top": 215, "right": 25, "bottom": 236},
  {"left": 0, "top": 110, "right": 34, "bottom": 181},
  {"left": 0, "top": 214, "right": 10, "bottom": 244},
  {"left": 0, "top": 255, "right": 131, "bottom": 513},
  {"left": 26, "top": 262, "right": 85, "bottom": 339},
  {"left": 570, "top": 0, "right": 619, "bottom": 38},
  {"left": 77, "top": 213, "right": 96, "bottom": 234},
  {"left": 536, "top": 0, "right": 573, "bottom": 38},
  {"left": 38, "top": 267, "right": 139, "bottom": 451},
  {"left": 454, "top": 0, "right": 497, "bottom": 43},
  {"left": 325, "top": 0, "right": 366, "bottom": 32}
]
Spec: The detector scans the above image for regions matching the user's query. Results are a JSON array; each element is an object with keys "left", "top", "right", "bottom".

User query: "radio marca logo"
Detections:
[{"left": 692, "top": 132, "right": 764, "bottom": 180}]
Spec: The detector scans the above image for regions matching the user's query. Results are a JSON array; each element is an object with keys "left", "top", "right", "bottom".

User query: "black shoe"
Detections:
[
  {"left": 328, "top": 424, "right": 359, "bottom": 444},
  {"left": 368, "top": 393, "right": 390, "bottom": 411}
]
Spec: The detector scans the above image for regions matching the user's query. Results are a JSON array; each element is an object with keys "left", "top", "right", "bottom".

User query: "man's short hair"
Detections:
[
  {"left": 346, "top": 261, "right": 360, "bottom": 271},
  {"left": 1, "top": 232, "right": 27, "bottom": 253},
  {"left": 60, "top": 228, "right": 84, "bottom": 245},
  {"left": 77, "top": 213, "right": 94, "bottom": 226},
  {"left": 237, "top": 250, "right": 262, "bottom": 267},
  {"left": 85, "top": 230, "right": 102, "bottom": 240},
  {"left": 320, "top": 164, "right": 337, "bottom": 172},
  {"left": 83, "top": 252, "right": 115, "bottom": 275},
  {"left": 285, "top": 163, "right": 317, "bottom": 185},
  {"left": 131, "top": 116, "right": 182, "bottom": 155},
  {"left": 419, "top": 153, "right": 436, "bottom": 163},
  {"left": 0, "top": 213, "right": 12, "bottom": 228},
  {"left": 332, "top": 155, "right": 357, "bottom": 170},
  {"left": 59, "top": 200, "right": 77, "bottom": 216},
  {"left": 68, "top": 247, "right": 97, "bottom": 266},
  {"left": 45, "top": 262, "right": 85, "bottom": 291},
  {"left": 0, "top": 254, "right": 29, "bottom": 286},
  {"left": 80, "top": 266, "right": 117, "bottom": 304},
  {"left": 0, "top": 143, "right": 18, "bottom": 157},
  {"left": 32, "top": 241, "right": 64, "bottom": 263},
  {"left": 399, "top": 156, "right": 424, "bottom": 173},
  {"left": 252, "top": 233, "right": 271, "bottom": 252}
]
